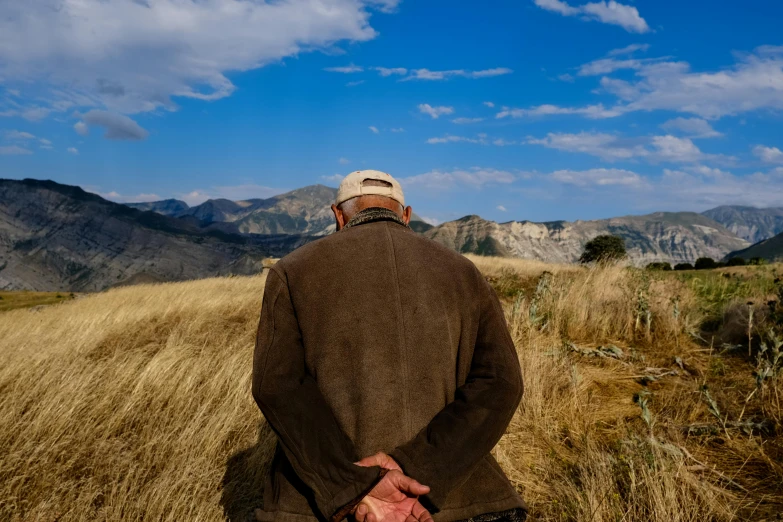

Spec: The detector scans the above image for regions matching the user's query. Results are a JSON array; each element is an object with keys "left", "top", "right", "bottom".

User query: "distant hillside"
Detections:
[
  {"left": 702, "top": 205, "right": 783, "bottom": 243},
  {"left": 725, "top": 231, "right": 783, "bottom": 263},
  {"left": 0, "top": 179, "right": 311, "bottom": 291},
  {"left": 140, "top": 185, "right": 430, "bottom": 235},
  {"left": 126, "top": 199, "right": 190, "bottom": 216},
  {"left": 424, "top": 212, "right": 749, "bottom": 264}
]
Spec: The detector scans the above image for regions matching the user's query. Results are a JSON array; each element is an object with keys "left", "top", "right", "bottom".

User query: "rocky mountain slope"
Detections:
[
  {"left": 424, "top": 212, "right": 749, "bottom": 265},
  {"left": 126, "top": 199, "right": 190, "bottom": 216},
  {"left": 141, "top": 185, "right": 430, "bottom": 235},
  {"left": 702, "top": 205, "right": 783, "bottom": 243},
  {"left": 725, "top": 231, "right": 783, "bottom": 263},
  {"left": 0, "top": 179, "right": 311, "bottom": 291}
]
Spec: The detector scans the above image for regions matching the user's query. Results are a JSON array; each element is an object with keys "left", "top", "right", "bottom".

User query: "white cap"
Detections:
[{"left": 335, "top": 170, "right": 405, "bottom": 207}]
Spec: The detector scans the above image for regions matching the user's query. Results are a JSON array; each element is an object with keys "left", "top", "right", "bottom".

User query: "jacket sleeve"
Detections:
[
  {"left": 389, "top": 269, "right": 523, "bottom": 510},
  {"left": 252, "top": 268, "right": 381, "bottom": 521}
]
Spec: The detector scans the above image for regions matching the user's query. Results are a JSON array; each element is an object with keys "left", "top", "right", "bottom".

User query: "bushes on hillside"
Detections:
[
  {"left": 646, "top": 262, "right": 672, "bottom": 271},
  {"left": 726, "top": 257, "right": 746, "bottom": 267},
  {"left": 580, "top": 235, "right": 627, "bottom": 264},
  {"left": 674, "top": 263, "right": 693, "bottom": 271},
  {"left": 694, "top": 257, "right": 718, "bottom": 270}
]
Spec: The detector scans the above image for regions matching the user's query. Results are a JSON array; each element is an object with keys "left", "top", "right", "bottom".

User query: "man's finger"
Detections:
[
  {"left": 355, "top": 453, "right": 383, "bottom": 467},
  {"left": 412, "top": 501, "right": 434, "bottom": 522},
  {"left": 355, "top": 452, "right": 402, "bottom": 471},
  {"left": 366, "top": 513, "right": 377, "bottom": 522},
  {"left": 355, "top": 503, "right": 368, "bottom": 522},
  {"left": 392, "top": 473, "right": 431, "bottom": 496}
]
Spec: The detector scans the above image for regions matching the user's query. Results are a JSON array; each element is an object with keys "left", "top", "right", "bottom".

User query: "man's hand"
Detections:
[
  {"left": 355, "top": 452, "right": 402, "bottom": 472},
  {"left": 353, "top": 470, "right": 433, "bottom": 522}
]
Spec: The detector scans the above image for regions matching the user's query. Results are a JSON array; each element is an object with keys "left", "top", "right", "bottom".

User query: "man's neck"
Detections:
[{"left": 343, "top": 207, "right": 409, "bottom": 230}]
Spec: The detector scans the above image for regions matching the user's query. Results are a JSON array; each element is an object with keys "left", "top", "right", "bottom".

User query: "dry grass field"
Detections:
[{"left": 1, "top": 259, "right": 782, "bottom": 521}]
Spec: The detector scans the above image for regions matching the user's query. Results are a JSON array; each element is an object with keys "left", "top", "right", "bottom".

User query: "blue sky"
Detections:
[{"left": 1, "top": 0, "right": 782, "bottom": 225}]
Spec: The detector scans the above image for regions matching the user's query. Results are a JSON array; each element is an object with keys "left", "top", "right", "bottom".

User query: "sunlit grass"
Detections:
[{"left": 0, "top": 261, "right": 781, "bottom": 521}]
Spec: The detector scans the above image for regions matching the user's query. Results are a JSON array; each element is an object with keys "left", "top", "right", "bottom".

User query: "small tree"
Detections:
[
  {"left": 579, "top": 235, "right": 627, "bottom": 264},
  {"left": 749, "top": 257, "right": 767, "bottom": 266},
  {"left": 646, "top": 262, "right": 672, "bottom": 271},
  {"left": 694, "top": 257, "right": 718, "bottom": 270},
  {"left": 726, "top": 257, "right": 746, "bottom": 267},
  {"left": 674, "top": 263, "right": 693, "bottom": 271}
]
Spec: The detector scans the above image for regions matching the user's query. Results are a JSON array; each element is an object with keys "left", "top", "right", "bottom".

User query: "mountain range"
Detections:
[
  {"left": 702, "top": 205, "right": 783, "bottom": 244},
  {"left": 0, "top": 179, "right": 313, "bottom": 291},
  {"left": 2, "top": 178, "right": 782, "bottom": 291},
  {"left": 423, "top": 213, "right": 749, "bottom": 265}
]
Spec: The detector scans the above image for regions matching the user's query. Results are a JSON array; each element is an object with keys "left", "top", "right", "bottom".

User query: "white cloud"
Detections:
[
  {"left": 73, "top": 121, "right": 89, "bottom": 136},
  {"left": 581, "top": 1, "right": 650, "bottom": 34},
  {"left": 324, "top": 64, "right": 364, "bottom": 73},
  {"left": 0, "top": 145, "right": 32, "bottom": 155},
  {"left": 533, "top": 0, "right": 650, "bottom": 33},
  {"left": 660, "top": 118, "right": 722, "bottom": 139},
  {"left": 346, "top": 80, "right": 365, "bottom": 87},
  {"left": 549, "top": 167, "right": 644, "bottom": 186},
  {"left": 177, "top": 184, "right": 284, "bottom": 205},
  {"left": 0, "top": 0, "right": 394, "bottom": 118},
  {"left": 599, "top": 46, "right": 783, "bottom": 119},
  {"left": 527, "top": 131, "right": 648, "bottom": 160},
  {"left": 67, "top": 147, "right": 78, "bottom": 155},
  {"left": 655, "top": 168, "right": 783, "bottom": 209},
  {"left": 39, "top": 138, "right": 51, "bottom": 145},
  {"left": 418, "top": 104, "right": 455, "bottom": 119},
  {"left": 21, "top": 107, "right": 51, "bottom": 121},
  {"left": 403, "top": 68, "right": 513, "bottom": 81},
  {"left": 753, "top": 145, "right": 783, "bottom": 164},
  {"left": 578, "top": 57, "right": 648, "bottom": 76},
  {"left": 496, "top": 103, "right": 621, "bottom": 119},
  {"left": 452, "top": 117, "right": 484, "bottom": 124},
  {"left": 390, "top": 127, "right": 404, "bottom": 132},
  {"left": 401, "top": 167, "right": 516, "bottom": 188},
  {"left": 608, "top": 43, "right": 650, "bottom": 56},
  {"left": 650, "top": 135, "right": 706, "bottom": 163},
  {"left": 374, "top": 67, "right": 407, "bottom": 77},
  {"left": 338, "top": 157, "right": 351, "bottom": 165},
  {"left": 496, "top": 205, "right": 508, "bottom": 212},
  {"left": 483, "top": 101, "right": 495, "bottom": 108},
  {"left": 369, "top": 126, "right": 379, "bottom": 134},
  {"left": 99, "top": 191, "right": 163, "bottom": 203},
  {"left": 558, "top": 73, "right": 575, "bottom": 82},
  {"left": 76, "top": 110, "right": 149, "bottom": 141},
  {"left": 4, "top": 130, "right": 35, "bottom": 140},
  {"left": 533, "top": 0, "right": 579, "bottom": 16},
  {"left": 321, "top": 174, "right": 345, "bottom": 185},
  {"left": 426, "top": 135, "right": 487, "bottom": 145},
  {"left": 527, "top": 131, "right": 721, "bottom": 164},
  {"left": 492, "top": 138, "right": 516, "bottom": 146}
]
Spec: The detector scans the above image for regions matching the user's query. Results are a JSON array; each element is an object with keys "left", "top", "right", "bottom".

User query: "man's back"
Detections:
[{"left": 254, "top": 219, "right": 526, "bottom": 522}]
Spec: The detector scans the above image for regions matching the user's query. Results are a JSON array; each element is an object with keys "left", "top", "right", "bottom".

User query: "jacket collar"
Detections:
[{"left": 343, "top": 207, "right": 410, "bottom": 230}]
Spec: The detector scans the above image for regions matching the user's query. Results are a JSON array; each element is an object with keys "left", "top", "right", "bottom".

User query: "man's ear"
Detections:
[
  {"left": 331, "top": 204, "right": 346, "bottom": 231},
  {"left": 402, "top": 206, "right": 412, "bottom": 225}
]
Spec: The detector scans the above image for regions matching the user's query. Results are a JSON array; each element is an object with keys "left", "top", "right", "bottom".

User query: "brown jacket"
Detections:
[{"left": 252, "top": 217, "right": 526, "bottom": 522}]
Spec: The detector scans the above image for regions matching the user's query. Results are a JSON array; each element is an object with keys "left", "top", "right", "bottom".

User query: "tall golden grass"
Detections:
[{"left": 0, "top": 260, "right": 781, "bottom": 521}]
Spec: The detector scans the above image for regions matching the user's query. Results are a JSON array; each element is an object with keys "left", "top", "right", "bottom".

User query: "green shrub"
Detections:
[
  {"left": 694, "top": 257, "right": 718, "bottom": 270},
  {"left": 726, "top": 257, "right": 746, "bottom": 267},
  {"left": 674, "top": 263, "right": 693, "bottom": 271},
  {"left": 580, "top": 235, "right": 627, "bottom": 264},
  {"left": 749, "top": 257, "right": 767, "bottom": 266},
  {"left": 646, "top": 262, "right": 672, "bottom": 271}
]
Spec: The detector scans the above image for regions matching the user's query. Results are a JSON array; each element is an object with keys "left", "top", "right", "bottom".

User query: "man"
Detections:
[{"left": 252, "top": 170, "right": 527, "bottom": 522}]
